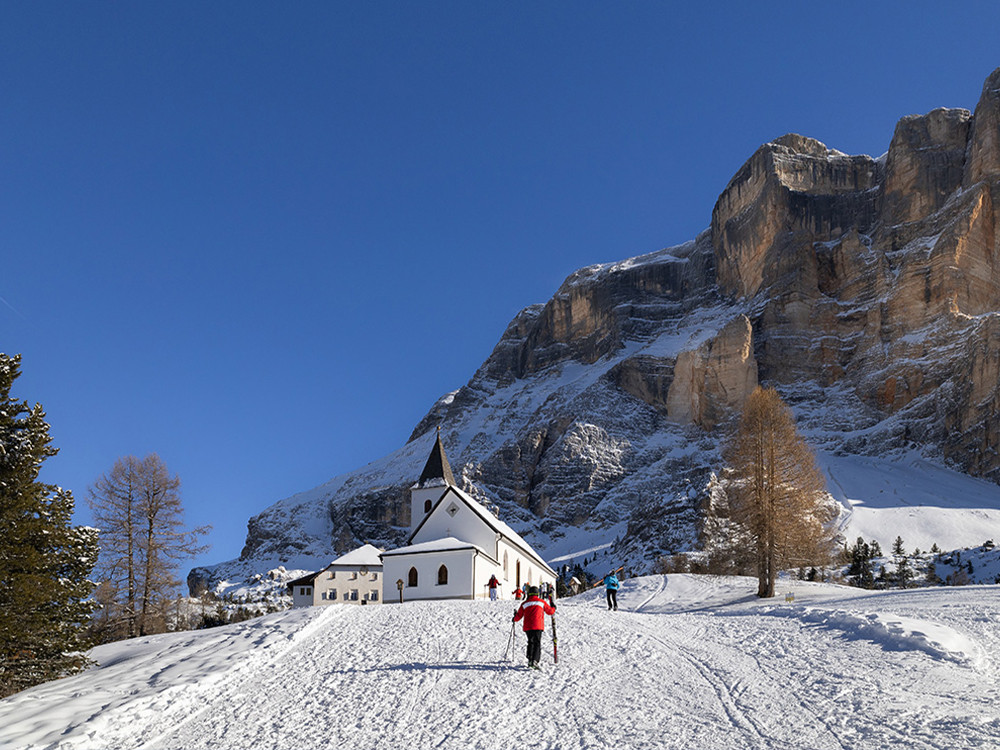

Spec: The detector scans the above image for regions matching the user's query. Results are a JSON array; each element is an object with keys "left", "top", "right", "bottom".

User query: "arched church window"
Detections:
[
  {"left": 408, "top": 567, "right": 418, "bottom": 587},
  {"left": 438, "top": 565, "right": 448, "bottom": 585},
  {"left": 503, "top": 551, "right": 509, "bottom": 579},
  {"left": 424, "top": 499, "right": 432, "bottom": 513}
]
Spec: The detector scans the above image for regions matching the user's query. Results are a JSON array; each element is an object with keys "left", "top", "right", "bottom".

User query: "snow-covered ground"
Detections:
[{"left": 4, "top": 575, "right": 998, "bottom": 750}]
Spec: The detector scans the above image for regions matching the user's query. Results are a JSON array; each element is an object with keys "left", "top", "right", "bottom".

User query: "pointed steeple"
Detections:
[{"left": 418, "top": 426, "right": 456, "bottom": 487}]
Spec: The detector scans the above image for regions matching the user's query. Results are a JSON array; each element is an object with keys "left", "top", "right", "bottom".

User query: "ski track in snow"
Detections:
[{"left": 3, "top": 576, "right": 1000, "bottom": 750}]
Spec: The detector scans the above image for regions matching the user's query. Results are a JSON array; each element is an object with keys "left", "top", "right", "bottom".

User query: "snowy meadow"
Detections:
[{"left": 2, "top": 575, "right": 997, "bottom": 750}]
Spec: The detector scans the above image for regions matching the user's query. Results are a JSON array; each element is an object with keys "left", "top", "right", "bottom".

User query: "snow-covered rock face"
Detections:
[
  {"left": 708, "top": 70, "right": 1000, "bottom": 484},
  {"left": 191, "top": 67, "right": 1000, "bottom": 595}
]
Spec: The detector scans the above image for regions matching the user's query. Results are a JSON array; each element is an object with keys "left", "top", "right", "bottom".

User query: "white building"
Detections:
[
  {"left": 381, "top": 432, "right": 557, "bottom": 602},
  {"left": 288, "top": 543, "right": 383, "bottom": 607}
]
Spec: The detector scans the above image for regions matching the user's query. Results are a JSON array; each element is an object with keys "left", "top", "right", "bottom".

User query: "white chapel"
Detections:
[{"left": 381, "top": 431, "right": 557, "bottom": 602}]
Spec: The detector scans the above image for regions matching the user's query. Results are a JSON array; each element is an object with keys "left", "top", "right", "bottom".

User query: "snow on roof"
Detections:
[
  {"left": 443, "top": 486, "right": 557, "bottom": 576},
  {"left": 286, "top": 544, "right": 385, "bottom": 588},
  {"left": 380, "top": 536, "right": 488, "bottom": 557},
  {"left": 330, "top": 544, "right": 383, "bottom": 568}
]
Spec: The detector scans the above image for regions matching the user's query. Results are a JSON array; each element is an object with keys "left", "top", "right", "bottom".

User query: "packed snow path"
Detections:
[{"left": 3, "top": 576, "right": 999, "bottom": 750}]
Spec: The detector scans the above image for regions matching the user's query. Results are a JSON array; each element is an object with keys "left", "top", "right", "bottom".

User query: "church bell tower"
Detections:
[{"left": 410, "top": 427, "right": 456, "bottom": 528}]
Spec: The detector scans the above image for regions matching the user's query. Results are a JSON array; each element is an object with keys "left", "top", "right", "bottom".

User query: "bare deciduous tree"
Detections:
[
  {"left": 722, "top": 387, "right": 836, "bottom": 598},
  {"left": 89, "top": 454, "right": 209, "bottom": 639}
]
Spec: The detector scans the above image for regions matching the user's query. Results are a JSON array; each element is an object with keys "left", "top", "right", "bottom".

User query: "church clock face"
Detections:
[{"left": 446, "top": 502, "right": 459, "bottom": 518}]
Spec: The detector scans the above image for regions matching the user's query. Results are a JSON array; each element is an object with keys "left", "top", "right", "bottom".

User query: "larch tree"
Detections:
[
  {"left": 722, "top": 386, "right": 837, "bottom": 598},
  {"left": 89, "top": 454, "right": 209, "bottom": 639},
  {"left": 0, "top": 354, "right": 99, "bottom": 697}
]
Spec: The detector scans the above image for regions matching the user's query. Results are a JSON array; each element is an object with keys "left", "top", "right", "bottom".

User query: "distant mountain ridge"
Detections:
[{"left": 190, "top": 67, "right": 1000, "bottom": 594}]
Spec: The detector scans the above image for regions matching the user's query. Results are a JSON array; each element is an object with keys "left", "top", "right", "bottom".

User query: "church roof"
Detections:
[
  {"left": 416, "top": 429, "right": 456, "bottom": 488},
  {"left": 380, "top": 536, "right": 490, "bottom": 559},
  {"left": 409, "top": 485, "right": 557, "bottom": 577}
]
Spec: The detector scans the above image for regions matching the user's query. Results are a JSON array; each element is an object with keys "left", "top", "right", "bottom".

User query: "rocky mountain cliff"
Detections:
[{"left": 190, "top": 68, "right": 1000, "bottom": 593}]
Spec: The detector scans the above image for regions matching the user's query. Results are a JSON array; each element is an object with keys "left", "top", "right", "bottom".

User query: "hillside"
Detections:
[
  {"left": 3, "top": 575, "right": 998, "bottom": 749},
  {"left": 190, "top": 67, "right": 1000, "bottom": 594}
]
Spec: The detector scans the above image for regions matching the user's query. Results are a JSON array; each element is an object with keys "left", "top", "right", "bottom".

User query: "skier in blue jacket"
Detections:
[{"left": 604, "top": 571, "right": 620, "bottom": 611}]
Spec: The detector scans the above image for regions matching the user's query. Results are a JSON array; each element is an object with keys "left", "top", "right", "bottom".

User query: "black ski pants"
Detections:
[
  {"left": 526, "top": 629, "right": 543, "bottom": 664},
  {"left": 607, "top": 588, "right": 618, "bottom": 610}
]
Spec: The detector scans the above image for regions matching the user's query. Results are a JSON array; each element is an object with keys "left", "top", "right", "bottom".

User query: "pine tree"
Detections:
[
  {"left": 0, "top": 354, "right": 99, "bottom": 697},
  {"left": 722, "top": 387, "right": 837, "bottom": 598},
  {"left": 895, "top": 555, "right": 914, "bottom": 588},
  {"left": 892, "top": 536, "right": 906, "bottom": 558},
  {"left": 890, "top": 536, "right": 914, "bottom": 588},
  {"left": 925, "top": 561, "right": 941, "bottom": 585},
  {"left": 847, "top": 537, "right": 875, "bottom": 589}
]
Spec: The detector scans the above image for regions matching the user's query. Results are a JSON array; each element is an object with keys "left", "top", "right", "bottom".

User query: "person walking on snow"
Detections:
[
  {"left": 488, "top": 574, "right": 501, "bottom": 601},
  {"left": 604, "top": 571, "right": 620, "bottom": 611},
  {"left": 513, "top": 585, "right": 556, "bottom": 669}
]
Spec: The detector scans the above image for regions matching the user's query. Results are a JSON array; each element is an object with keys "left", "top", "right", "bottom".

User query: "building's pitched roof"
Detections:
[
  {"left": 416, "top": 429, "right": 456, "bottom": 488},
  {"left": 286, "top": 544, "right": 384, "bottom": 591},
  {"left": 330, "top": 543, "right": 383, "bottom": 568},
  {"left": 287, "top": 571, "right": 319, "bottom": 590},
  {"left": 380, "top": 536, "right": 489, "bottom": 558}
]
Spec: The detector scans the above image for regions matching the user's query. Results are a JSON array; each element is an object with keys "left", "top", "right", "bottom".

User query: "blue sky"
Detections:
[{"left": 2, "top": 3, "right": 998, "bottom": 574}]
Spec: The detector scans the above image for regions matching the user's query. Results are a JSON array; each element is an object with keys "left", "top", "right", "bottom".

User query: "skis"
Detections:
[
  {"left": 590, "top": 565, "right": 624, "bottom": 589},
  {"left": 549, "top": 595, "right": 558, "bottom": 664}
]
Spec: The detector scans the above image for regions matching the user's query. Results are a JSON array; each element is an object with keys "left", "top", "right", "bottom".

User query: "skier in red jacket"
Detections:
[{"left": 512, "top": 585, "right": 556, "bottom": 669}]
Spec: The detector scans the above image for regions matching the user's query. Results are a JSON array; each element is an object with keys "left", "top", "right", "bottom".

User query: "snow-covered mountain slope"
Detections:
[
  {"left": 4, "top": 575, "right": 998, "bottom": 749},
  {"left": 191, "top": 68, "right": 1000, "bottom": 593},
  {"left": 195, "top": 434, "right": 1000, "bottom": 599},
  {"left": 820, "top": 451, "right": 1000, "bottom": 553}
]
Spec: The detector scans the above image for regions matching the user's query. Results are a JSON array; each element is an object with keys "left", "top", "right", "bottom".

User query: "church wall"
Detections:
[
  {"left": 497, "top": 539, "right": 557, "bottom": 594},
  {"left": 383, "top": 548, "right": 479, "bottom": 602},
  {"left": 412, "top": 489, "right": 499, "bottom": 555}
]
